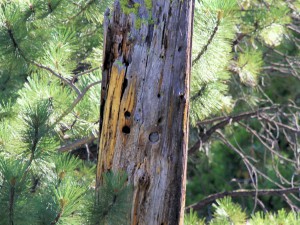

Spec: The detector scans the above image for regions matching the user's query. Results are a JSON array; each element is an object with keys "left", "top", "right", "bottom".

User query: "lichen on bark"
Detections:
[{"left": 119, "top": 0, "right": 153, "bottom": 29}]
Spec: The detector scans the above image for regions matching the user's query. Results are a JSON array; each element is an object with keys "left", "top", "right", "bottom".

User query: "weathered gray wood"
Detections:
[{"left": 97, "top": 1, "right": 193, "bottom": 224}]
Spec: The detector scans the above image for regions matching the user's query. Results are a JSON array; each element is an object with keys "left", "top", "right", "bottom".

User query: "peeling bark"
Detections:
[{"left": 96, "top": 1, "right": 194, "bottom": 224}]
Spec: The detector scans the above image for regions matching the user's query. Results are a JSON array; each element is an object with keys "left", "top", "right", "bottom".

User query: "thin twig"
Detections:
[
  {"left": 197, "top": 106, "right": 278, "bottom": 126},
  {"left": 239, "top": 122, "right": 296, "bottom": 164},
  {"left": 53, "top": 81, "right": 101, "bottom": 125},
  {"left": 189, "top": 107, "right": 279, "bottom": 154},
  {"left": 74, "top": 67, "right": 100, "bottom": 78},
  {"left": 30, "top": 60, "right": 82, "bottom": 95},
  {"left": 69, "top": 0, "right": 95, "bottom": 20},
  {"left": 185, "top": 187, "right": 300, "bottom": 212},
  {"left": 218, "top": 131, "right": 300, "bottom": 204}
]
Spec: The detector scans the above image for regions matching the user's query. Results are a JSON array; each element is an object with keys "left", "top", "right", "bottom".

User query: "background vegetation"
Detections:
[{"left": 0, "top": 0, "right": 299, "bottom": 224}]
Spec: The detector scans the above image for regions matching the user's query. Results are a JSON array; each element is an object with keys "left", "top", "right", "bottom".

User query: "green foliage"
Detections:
[
  {"left": 50, "top": 180, "right": 87, "bottom": 224},
  {"left": 0, "top": 149, "right": 132, "bottom": 224},
  {"left": 184, "top": 209, "right": 206, "bottom": 225},
  {"left": 20, "top": 100, "right": 56, "bottom": 156},
  {"left": 88, "top": 171, "right": 133, "bottom": 225},
  {"left": 249, "top": 209, "right": 300, "bottom": 225},
  {"left": 190, "top": 0, "right": 298, "bottom": 123},
  {"left": 185, "top": 198, "right": 300, "bottom": 225},
  {"left": 188, "top": 0, "right": 300, "bottom": 218},
  {"left": 0, "top": 0, "right": 104, "bottom": 156},
  {"left": 190, "top": 0, "right": 238, "bottom": 122},
  {"left": 240, "top": 0, "right": 291, "bottom": 47},
  {"left": 210, "top": 197, "right": 247, "bottom": 225},
  {"left": 186, "top": 147, "right": 239, "bottom": 207},
  {"left": 235, "top": 49, "right": 263, "bottom": 87},
  {"left": 0, "top": 152, "right": 88, "bottom": 224},
  {"left": 0, "top": 2, "right": 132, "bottom": 224},
  {"left": 0, "top": 157, "right": 30, "bottom": 225},
  {"left": 0, "top": 88, "right": 131, "bottom": 224}
]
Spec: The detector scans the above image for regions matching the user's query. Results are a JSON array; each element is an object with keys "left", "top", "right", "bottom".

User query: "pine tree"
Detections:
[{"left": 187, "top": 0, "right": 300, "bottom": 219}]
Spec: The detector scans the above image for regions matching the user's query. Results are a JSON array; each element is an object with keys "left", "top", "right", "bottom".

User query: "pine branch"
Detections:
[
  {"left": 192, "top": 11, "right": 221, "bottom": 66},
  {"left": 191, "top": 84, "right": 207, "bottom": 101},
  {"left": 101, "top": 194, "right": 118, "bottom": 219},
  {"left": 5, "top": 23, "right": 82, "bottom": 95},
  {"left": 58, "top": 134, "right": 97, "bottom": 152},
  {"left": 7, "top": 25, "right": 102, "bottom": 130},
  {"left": 30, "top": 60, "right": 82, "bottom": 96},
  {"left": 53, "top": 80, "right": 101, "bottom": 125},
  {"left": 48, "top": 2, "right": 53, "bottom": 12},
  {"left": 185, "top": 187, "right": 300, "bottom": 212},
  {"left": 9, "top": 185, "right": 15, "bottom": 225},
  {"left": 7, "top": 26, "right": 19, "bottom": 50},
  {"left": 69, "top": 0, "right": 96, "bottom": 20},
  {"left": 74, "top": 66, "right": 100, "bottom": 78},
  {"left": 287, "top": 24, "right": 300, "bottom": 34},
  {"left": 51, "top": 211, "right": 62, "bottom": 225}
]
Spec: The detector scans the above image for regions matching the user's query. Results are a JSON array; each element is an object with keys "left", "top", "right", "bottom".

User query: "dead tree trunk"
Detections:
[{"left": 96, "top": 0, "right": 193, "bottom": 224}]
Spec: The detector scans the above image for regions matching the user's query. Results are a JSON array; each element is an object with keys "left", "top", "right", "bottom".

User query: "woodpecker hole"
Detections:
[
  {"left": 124, "top": 111, "right": 131, "bottom": 118},
  {"left": 122, "top": 126, "right": 130, "bottom": 134},
  {"left": 157, "top": 117, "right": 162, "bottom": 124},
  {"left": 149, "top": 132, "right": 159, "bottom": 143}
]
